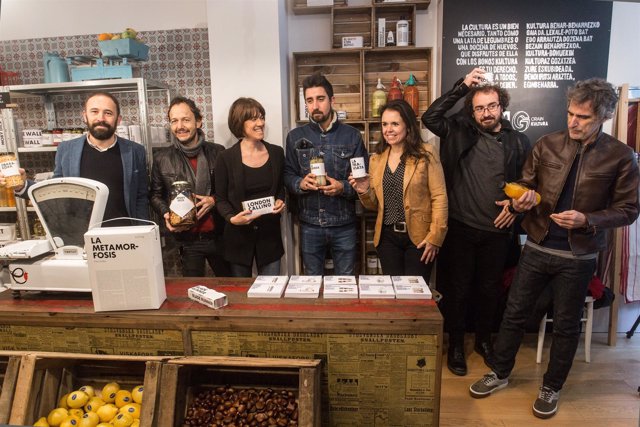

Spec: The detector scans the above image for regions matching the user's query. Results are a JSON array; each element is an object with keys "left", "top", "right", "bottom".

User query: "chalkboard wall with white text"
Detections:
[{"left": 441, "top": 0, "right": 612, "bottom": 143}]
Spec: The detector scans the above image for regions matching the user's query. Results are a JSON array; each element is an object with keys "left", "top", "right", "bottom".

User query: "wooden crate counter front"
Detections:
[
  {"left": 0, "top": 351, "right": 22, "bottom": 424},
  {"left": 0, "top": 278, "right": 443, "bottom": 426}
]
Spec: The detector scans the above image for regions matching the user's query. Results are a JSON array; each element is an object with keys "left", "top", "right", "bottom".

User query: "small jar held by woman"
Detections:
[
  {"left": 215, "top": 98, "right": 286, "bottom": 277},
  {"left": 349, "top": 99, "right": 448, "bottom": 282}
]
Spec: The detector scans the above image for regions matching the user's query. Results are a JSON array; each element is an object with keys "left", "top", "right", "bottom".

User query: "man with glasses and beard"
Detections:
[
  {"left": 3, "top": 92, "right": 149, "bottom": 223},
  {"left": 422, "top": 68, "right": 531, "bottom": 377}
]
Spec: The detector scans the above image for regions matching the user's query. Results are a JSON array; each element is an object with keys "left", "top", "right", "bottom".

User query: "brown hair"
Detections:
[
  {"left": 168, "top": 96, "right": 203, "bottom": 122},
  {"left": 228, "top": 97, "right": 266, "bottom": 139},
  {"left": 377, "top": 99, "right": 427, "bottom": 162},
  {"left": 84, "top": 91, "right": 121, "bottom": 117},
  {"left": 464, "top": 84, "right": 510, "bottom": 116},
  {"left": 566, "top": 78, "right": 618, "bottom": 121}
]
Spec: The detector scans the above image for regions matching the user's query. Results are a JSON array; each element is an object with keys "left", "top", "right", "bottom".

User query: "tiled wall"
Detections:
[{"left": 0, "top": 28, "right": 214, "bottom": 139}]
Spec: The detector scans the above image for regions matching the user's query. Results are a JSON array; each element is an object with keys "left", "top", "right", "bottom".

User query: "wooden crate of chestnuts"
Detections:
[
  {"left": 8, "top": 352, "right": 164, "bottom": 426},
  {"left": 0, "top": 351, "right": 23, "bottom": 424},
  {"left": 158, "top": 356, "right": 322, "bottom": 427}
]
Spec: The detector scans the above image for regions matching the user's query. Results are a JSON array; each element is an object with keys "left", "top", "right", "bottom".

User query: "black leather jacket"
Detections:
[
  {"left": 520, "top": 130, "right": 640, "bottom": 255},
  {"left": 421, "top": 78, "right": 531, "bottom": 188},
  {"left": 150, "top": 140, "right": 226, "bottom": 233}
]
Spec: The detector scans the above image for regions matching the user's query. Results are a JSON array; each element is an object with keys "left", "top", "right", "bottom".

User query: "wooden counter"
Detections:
[{"left": 0, "top": 278, "right": 443, "bottom": 426}]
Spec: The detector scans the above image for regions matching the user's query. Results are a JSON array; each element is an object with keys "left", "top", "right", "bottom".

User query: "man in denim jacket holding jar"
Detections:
[{"left": 285, "top": 72, "right": 368, "bottom": 275}]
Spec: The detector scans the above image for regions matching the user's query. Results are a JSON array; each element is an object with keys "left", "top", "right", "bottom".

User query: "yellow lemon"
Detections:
[
  {"left": 47, "top": 408, "right": 69, "bottom": 427},
  {"left": 101, "top": 382, "right": 120, "bottom": 403},
  {"left": 34, "top": 417, "right": 50, "bottom": 427},
  {"left": 67, "top": 390, "right": 89, "bottom": 409},
  {"left": 95, "top": 403, "right": 118, "bottom": 423},
  {"left": 59, "top": 415, "right": 81, "bottom": 427},
  {"left": 118, "top": 403, "right": 141, "bottom": 419},
  {"left": 96, "top": 424, "right": 112, "bottom": 427},
  {"left": 68, "top": 409, "right": 84, "bottom": 418},
  {"left": 79, "top": 385, "right": 96, "bottom": 398},
  {"left": 111, "top": 413, "right": 133, "bottom": 427},
  {"left": 130, "top": 385, "right": 143, "bottom": 404},
  {"left": 114, "top": 390, "right": 132, "bottom": 408},
  {"left": 78, "top": 412, "right": 100, "bottom": 427},
  {"left": 130, "top": 420, "right": 139, "bottom": 427},
  {"left": 58, "top": 394, "right": 70, "bottom": 409},
  {"left": 84, "top": 396, "right": 105, "bottom": 413}
]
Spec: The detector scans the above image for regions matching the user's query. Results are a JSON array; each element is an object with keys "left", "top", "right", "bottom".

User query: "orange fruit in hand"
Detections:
[{"left": 97, "top": 33, "right": 112, "bottom": 41}]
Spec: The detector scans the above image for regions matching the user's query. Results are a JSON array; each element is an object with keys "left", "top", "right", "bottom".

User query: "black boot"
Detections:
[{"left": 447, "top": 344, "right": 467, "bottom": 376}]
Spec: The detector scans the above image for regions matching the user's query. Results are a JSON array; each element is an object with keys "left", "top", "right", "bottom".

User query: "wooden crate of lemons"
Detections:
[
  {"left": 0, "top": 352, "right": 23, "bottom": 424},
  {"left": 8, "top": 353, "right": 163, "bottom": 427}
]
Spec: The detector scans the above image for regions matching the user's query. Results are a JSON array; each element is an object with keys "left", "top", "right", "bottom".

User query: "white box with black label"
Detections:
[{"left": 84, "top": 224, "right": 166, "bottom": 312}]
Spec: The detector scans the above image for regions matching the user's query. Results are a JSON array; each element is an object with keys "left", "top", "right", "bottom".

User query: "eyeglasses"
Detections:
[{"left": 473, "top": 102, "right": 500, "bottom": 114}]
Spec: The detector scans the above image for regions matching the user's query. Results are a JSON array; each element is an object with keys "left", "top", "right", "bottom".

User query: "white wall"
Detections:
[
  {"left": 0, "top": 0, "right": 207, "bottom": 40},
  {"left": 207, "top": 0, "right": 290, "bottom": 148}
]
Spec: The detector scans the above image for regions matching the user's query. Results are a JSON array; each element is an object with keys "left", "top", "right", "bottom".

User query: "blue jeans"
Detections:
[
  {"left": 491, "top": 245, "right": 596, "bottom": 391},
  {"left": 230, "top": 259, "right": 281, "bottom": 278},
  {"left": 301, "top": 223, "right": 357, "bottom": 275}
]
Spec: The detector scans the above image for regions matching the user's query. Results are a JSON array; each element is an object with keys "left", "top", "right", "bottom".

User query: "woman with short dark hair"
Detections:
[{"left": 215, "top": 98, "right": 286, "bottom": 277}]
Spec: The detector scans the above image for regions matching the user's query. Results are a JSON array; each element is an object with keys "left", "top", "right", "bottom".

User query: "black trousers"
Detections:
[
  {"left": 376, "top": 225, "right": 434, "bottom": 283},
  {"left": 436, "top": 219, "right": 510, "bottom": 345}
]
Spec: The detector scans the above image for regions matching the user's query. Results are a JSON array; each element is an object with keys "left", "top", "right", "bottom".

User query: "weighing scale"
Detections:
[
  {"left": 68, "top": 39, "right": 149, "bottom": 82},
  {"left": 0, "top": 177, "right": 108, "bottom": 293}
]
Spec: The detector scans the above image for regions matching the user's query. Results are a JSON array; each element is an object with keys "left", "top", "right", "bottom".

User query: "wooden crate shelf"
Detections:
[
  {"left": 0, "top": 352, "right": 23, "bottom": 424},
  {"left": 372, "top": 0, "right": 431, "bottom": 10},
  {"left": 292, "top": 0, "right": 348, "bottom": 15},
  {"left": 373, "top": 3, "right": 417, "bottom": 47},
  {"left": 332, "top": 6, "right": 373, "bottom": 49},
  {"left": 9, "top": 352, "right": 164, "bottom": 427},
  {"left": 158, "top": 356, "right": 321, "bottom": 427},
  {"left": 363, "top": 47, "right": 431, "bottom": 120},
  {"left": 294, "top": 51, "right": 363, "bottom": 120}
]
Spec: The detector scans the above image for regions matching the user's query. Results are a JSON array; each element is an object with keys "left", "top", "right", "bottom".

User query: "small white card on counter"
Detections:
[
  {"left": 358, "top": 275, "right": 395, "bottom": 299},
  {"left": 285, "top": 275, "right": 322, "bottom": 298},
  {"left": 248, "top": 275, "right": 289, "bottom": 298},
  {"left": 188, "top": 285, "right": 228, "bottom": 309},
  {"left": 391, "top": 276, "right": 432, "bottom": 300},
  {"left": 323, "top": 276, "right": 358, "bottom": 298},
  {"left": 242, "top": 196, "right": 275, "bottom": 218}
]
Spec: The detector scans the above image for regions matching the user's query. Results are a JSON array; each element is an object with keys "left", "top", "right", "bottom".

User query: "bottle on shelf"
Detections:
[
  {"left": 387, "top": 76, "right": 403, "bottom": 102},
  {"left": 386, "top": 30, "right": 395, "bottom": 47},
  {"left": 371, "top": 78, "right": 387, "bottom": 118},
  {"left": 396, "top": 16, "right": 409, "bottom": 47},
  {"left": 403, "top": 74, "right": 419, "bottom": 115}
]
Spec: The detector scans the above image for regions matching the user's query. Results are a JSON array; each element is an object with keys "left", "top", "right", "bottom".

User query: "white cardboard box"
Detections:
[
  {"left": 323, "top": 276, "right": 358, "bottom": 298},
  {"left": 188, "top": 285, "right": 228, "bottom": 309},
  {"left": 358, "top": 275, "right": 395, "bottom": 299},
  {"left": 391, "top": 276, "right": 432, "bottom": 299},
  {"left": 84, "top": 224, "right": 166, "bottom": 312},
  {"left": 285, "top": 275, "right": 322, "bottom": 298},
  {"left": 248, "top": 275, "right": 289, "bottom": 298}
]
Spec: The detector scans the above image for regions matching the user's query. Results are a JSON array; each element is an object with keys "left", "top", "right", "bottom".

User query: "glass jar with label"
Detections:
[
  {"left": 310, "top": 155, "right": 327, "bottom": 186},
  {"left": 0, "top": 152, "right": 25, "bottom": 189},
  {"left": 169, "top": 181, "right": 197, "bottom": 227}
]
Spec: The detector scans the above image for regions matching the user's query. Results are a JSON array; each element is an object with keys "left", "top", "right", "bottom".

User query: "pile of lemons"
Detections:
[{"left": 33, "top": 382, "right": 144, "bottom": 427}]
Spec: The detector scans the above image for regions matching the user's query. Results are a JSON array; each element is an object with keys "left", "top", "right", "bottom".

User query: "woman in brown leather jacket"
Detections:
[{"left": 349, "top": 99, "right": 448, "bottom": 281}]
